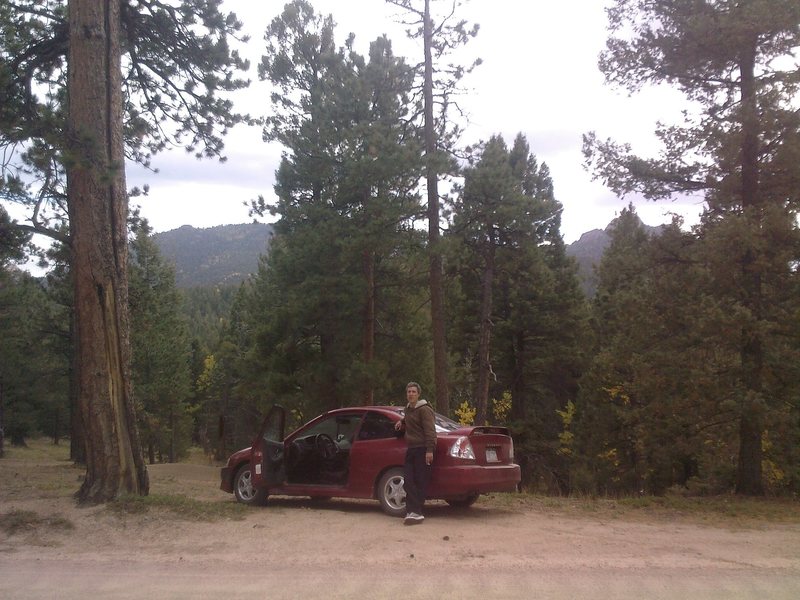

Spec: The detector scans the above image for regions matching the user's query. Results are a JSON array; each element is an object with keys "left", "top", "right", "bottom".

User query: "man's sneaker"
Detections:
[{"left": 404, "top": 512, "right": 424, "bottom": 525}]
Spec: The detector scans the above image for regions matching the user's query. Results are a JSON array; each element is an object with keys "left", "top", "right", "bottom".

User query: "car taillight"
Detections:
[
  {"left": 448, "top": 436, "right": 476, "bottom": 460},
  {"left": 509, "top": 439, "right": 514, "bottom": 462}
]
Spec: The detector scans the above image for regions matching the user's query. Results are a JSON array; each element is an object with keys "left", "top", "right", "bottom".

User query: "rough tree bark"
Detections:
[
  {"left": 423, "top": 0, "right": 449, "bottom": 415},
  {"left": 474, "top": 242, "right": 495, "bottom": 425},
  {"left": 362, "top": 248, "right": 376, "bottom": 406},
  {"left": 735, "top": 37, "right": 764, "bottom": 495},
  {"left": 0, "top": 376, "right": 5, "bottom": 458},
  {"left": 69, "top": 312, "right": 86, "bottom": 464},
  {"left": 67, "top": 0, "right": 148, "bottom": 502}
]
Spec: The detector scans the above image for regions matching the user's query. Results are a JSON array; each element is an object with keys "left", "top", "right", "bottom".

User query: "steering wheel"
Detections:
[{"left": 316, "top": 433, "right": 338, "bottom": 459}]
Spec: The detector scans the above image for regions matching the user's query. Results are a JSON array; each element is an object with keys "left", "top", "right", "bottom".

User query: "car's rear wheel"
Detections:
[
  {"left": 446, "top": 493, "right": 479, "bottom": 508},
  {"left": 377, "top": 467, "right": 406, "bottom": 517},
  {"left": 233, "top": 464, "right": 268, "bottom": 506}
]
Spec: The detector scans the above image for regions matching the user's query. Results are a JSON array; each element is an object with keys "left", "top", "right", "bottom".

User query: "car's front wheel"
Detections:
[
  {"left": 233, "top": 464, "right": 268, "bottom": 506},
  {"left": 377, "top": 467, "right": 406, "bottom": 517}
]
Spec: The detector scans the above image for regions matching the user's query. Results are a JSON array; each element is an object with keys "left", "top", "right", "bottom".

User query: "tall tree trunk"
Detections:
[
  {"left": 474, "top": 243, "right": 495, "bottom": 425},
  {"left": 0, "top": 375, "right": 5, "bottom": 458},
  {"left": 362, "top": 249, "right": 375, "bottom": 405},
  {"left": 735, "top": 39, "right": 764, "bottom": 495},
  {"left": 69, "top": 309, "right": 86, "bottom": 464},
  {"left": 320, "top": 332, "right": 340, "bottom": 410},
  {"left": 52, "top": 406, "right": 60, "bottom": 445},
  {"left": 510, "top": 331, "right": 526, "bottom": 421},
  {"left": 67, "top": 0, "right": 148, "bottom": 502},
  {"left": 169, "top": 409, "right": 176, "bottom": 463},
  {"left": 423, "top": 0, "right": 449, "bottom": 414}
]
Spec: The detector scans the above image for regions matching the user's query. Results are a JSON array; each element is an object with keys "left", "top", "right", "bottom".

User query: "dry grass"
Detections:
[
  {"left": 482, "top": 490, "right": 800, "bottom": 527},
  {"left": 0, "top": 440, "right": 81, "bottom": 501},
  {"left": 107, "top": 492, "right": 247, "bottom": 521},
  {"left": 0, "top": 510, "right": 74, "bottom": 536},
  {"left": 3, "top": 438, "right": 798, "bottom": 528},
  {"left": 0, "top": 438, "right": 239, "bottom": 524}
]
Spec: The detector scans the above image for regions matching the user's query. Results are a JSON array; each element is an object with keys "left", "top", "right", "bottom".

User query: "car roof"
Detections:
[{"left": 325, "top": 406, "right": 403, "bottom": 415}]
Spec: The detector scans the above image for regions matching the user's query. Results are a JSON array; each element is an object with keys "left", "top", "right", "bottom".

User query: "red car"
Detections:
[{"left": 220, "top": 405, "right": 520, "bottom": 516}]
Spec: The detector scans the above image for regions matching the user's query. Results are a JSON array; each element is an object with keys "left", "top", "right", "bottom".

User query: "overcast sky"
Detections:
[{"left": 128, "top": 0, "right": 705, "bottom": 243}]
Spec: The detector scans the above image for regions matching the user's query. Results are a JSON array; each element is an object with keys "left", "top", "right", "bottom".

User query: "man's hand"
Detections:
[
  {"left": 395, "top": 419, "right": 404, "bottom": 431},
  {"left": 425, "top": 451, "right": 434, "bottom": 465}
]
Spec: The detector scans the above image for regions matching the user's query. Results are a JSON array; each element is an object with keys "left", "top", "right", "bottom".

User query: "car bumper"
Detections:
[
  {"left": 220, "top": 466, "right": 234, "bottom": 493},
  {"left": 429, "top": 463, "right": 521, "bottom": 497}
]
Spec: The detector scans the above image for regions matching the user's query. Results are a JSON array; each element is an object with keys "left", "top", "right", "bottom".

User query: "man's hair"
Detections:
[{"left": 406, "top": 381, "right": 422, "bottom": 395}]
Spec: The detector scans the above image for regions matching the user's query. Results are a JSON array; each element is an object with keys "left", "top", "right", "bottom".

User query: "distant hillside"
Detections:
[
  {"left": 155, "top": 219, "right": 662, "bottom": 292},
  {"left": 566, "top": 218, "right": 665, "bottom": 297},
  {"left": 154, "top": 222, "right": 273, "bottom": 288},
  {"left": 566, "top": 228, "right": 609, "bottom": 297}
]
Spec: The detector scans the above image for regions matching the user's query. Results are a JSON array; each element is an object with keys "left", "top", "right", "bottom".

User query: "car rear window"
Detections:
[
  {"left": 433, "top": 413, "right": 461, "bottom": 432},
  {"left": 397, "top": 409, "right": 461, "bottom": 433}
]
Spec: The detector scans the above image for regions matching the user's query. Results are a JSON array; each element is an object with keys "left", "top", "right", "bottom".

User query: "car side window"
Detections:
[
  {"left": 357, "top": 412, "right": 397, "bottom": 441},
  {"left": 303, "top": 414, "right": 361, "bottom": 445}
]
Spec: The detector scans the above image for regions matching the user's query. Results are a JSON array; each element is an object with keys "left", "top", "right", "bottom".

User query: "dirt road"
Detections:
[{"left": 1, "top": 448, "right": 799, "bottom": 599}]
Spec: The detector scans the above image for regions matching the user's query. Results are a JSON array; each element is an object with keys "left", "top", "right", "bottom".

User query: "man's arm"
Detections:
[{"left": 423, "top": 407, "right": 436, "bottom": 463}]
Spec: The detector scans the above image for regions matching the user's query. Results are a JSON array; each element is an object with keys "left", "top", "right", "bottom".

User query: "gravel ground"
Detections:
[{"left": 1, "top": 449, "right": 799, "bottom": 599}]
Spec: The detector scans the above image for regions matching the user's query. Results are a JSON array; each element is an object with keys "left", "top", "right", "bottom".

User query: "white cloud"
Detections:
[{"left": 130, "top": 0, "right": 705, "bottom": 242}]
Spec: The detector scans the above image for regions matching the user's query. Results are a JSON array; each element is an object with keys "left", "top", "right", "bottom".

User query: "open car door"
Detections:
[{"left": 250, "top": 405, "right": 286, "bottom": 489}]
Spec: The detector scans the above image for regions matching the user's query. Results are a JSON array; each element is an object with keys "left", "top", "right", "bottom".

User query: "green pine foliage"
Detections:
[
  {"left": 573, "top": 204, "right": 800, "bottom": 496},
  {"left": 0, "top": 1, "right": 797, "bottom": 498},
  {"left": 129, "top": 224, "right": 193, "bottom": 463},
  {"left": 0, "top": 269, "right": 69, "bottom": 446},
  {"left": 181, "top": 285, "right": 238, "bottom": 352},
  {"left": 583, "top": 0, "right": 800, "bottom": 495},
  {"left": 1, "top": 0, "right": 252, "bottom": 262},
  {"left": 572, "top": 209, "right": 704, "bottom": 495},
  {"left": 236, "top": 1, "right": 430, "bottom": 424},
  {"left": 447, "top": 133, "right": 590, "bottom": 491},
  {"left": 1, "top": 209, "right": 69, "bottom": 448}
]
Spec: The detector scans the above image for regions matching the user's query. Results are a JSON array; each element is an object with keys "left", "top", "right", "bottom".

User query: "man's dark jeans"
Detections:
[{"left": 404, "top": 446, "right": 431, "bottom": 515}]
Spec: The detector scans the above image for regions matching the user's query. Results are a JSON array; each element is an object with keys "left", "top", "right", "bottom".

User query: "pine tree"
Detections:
[
  {"left": 583, "top": 0, "right": 800, "bottom": 495},
  {"left": 1, "top": 0, "right": 251, "bottom": 239},
  {"left": 451, "top": 136, "right": 516, "bottom": 424},
  {"left": 0, "top": 269, "right": 68, "bottom": 447},
  {"left": 447, "top": 134, "right": 588, "bottom": 489},
  {"left": 450, "top": 134, "right": 574, "bottom": 423},
  {"left": 129, "top": 223, "right": 192, "bottom": 463},
  {"left": 1, "top": 0, "right": 251, "bottom": 501},
  {"left": 248, "top": 1, "right": 427, "bottom": 413},
  {"left": 573, "top": 208, "right": 665, "bottom": 494},
  {"left": 386, "top": 0, "right": 480, "bottom": 414}
]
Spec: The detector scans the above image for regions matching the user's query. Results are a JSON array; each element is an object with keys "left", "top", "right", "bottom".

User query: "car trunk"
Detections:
[{"left": 466, "top": 427, "right": 514, "bottom": 466}]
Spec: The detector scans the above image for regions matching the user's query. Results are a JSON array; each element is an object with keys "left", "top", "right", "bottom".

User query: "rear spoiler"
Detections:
[{"left": 469, "top": 426, "right": 510, "bottom": 436}]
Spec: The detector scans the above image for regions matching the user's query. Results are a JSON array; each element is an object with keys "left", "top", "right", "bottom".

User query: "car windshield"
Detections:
[{"left": 398, "top": 408, "right": 461, "bottom": 433}]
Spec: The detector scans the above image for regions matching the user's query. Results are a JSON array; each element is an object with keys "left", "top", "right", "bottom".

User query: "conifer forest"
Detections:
[{"left": 1, "top": 0, "right": 799, "bottom": 500}]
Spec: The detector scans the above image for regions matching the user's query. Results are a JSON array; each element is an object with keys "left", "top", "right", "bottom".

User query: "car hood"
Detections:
[{"left": 227, "top": 446, "right": 252, "bottom": 464}]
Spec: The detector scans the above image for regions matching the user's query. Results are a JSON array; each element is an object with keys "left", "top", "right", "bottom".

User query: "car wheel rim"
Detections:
[
  {"left": 384, "top": 474, "right": 406, "bottom": 509},
  {"left": 238, "top": 469, "right": 255, "bottom": 501}
]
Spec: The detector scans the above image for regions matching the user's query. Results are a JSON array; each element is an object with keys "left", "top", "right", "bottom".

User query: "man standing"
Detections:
[{"left": 395, "top": 381, "right": 436, "bottom": 525}]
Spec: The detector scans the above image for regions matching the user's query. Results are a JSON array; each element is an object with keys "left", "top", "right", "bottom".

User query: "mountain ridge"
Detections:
[
  {"left": 154, "top": 219, "right": 660, "bottom": 292},
  {"left": 154, "top": 222, "right": 273, "bottom": 288},
  {"left": 565, "top": 220, "right": 666, "bottom": 296}
]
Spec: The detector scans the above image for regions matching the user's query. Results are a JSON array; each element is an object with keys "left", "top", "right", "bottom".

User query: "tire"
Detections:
[
  {"left": 446, "top": 493, "right": 479, "bottom": 508},
  {"left": 233, "top": 464, "right": 268, "bottom": 506},
  {"left": 377, "top": 467, "right": 406, "bottom": 517}
]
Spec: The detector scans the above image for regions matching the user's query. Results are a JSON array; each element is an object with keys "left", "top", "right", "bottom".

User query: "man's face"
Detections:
[{"left": 406, "top": 385, "right": 420, "bottom": 406}]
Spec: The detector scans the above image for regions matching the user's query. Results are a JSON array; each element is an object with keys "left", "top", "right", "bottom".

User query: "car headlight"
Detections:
[{"left": 448, "top": 436, "right": 476, "bottom": 460}]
